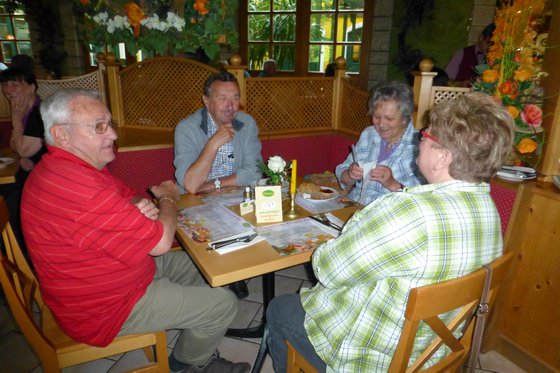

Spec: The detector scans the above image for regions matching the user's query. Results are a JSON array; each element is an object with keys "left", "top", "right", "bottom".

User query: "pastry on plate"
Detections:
[{"left": 298, "top": 183, "right": 336, "bottom": 200}]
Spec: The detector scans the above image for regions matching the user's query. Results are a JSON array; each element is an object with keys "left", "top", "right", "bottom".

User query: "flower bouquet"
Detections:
[
  {"left": 74, "top": 0, "right": 238, "bottom": 58},
  {"left": 258, "top": 156, "right": 287, "bottom": 186},
  {"left": 472, "top": 0, "right": 548, "bottom": 167}
]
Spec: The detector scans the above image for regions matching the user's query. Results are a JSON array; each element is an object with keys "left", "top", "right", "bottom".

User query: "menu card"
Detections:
[
  {"left": 256, "top": 218, "right": 339, "bottom": 256},
  {"left": 177, "top": 204, "right": 255, "bottom": 243}
]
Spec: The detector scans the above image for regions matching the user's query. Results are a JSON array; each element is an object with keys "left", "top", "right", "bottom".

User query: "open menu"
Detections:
[
  {"left": 256, "top": 218, "right": 339, "bottom": 256},
  {"left": 177, "top": 204, "right": 255, "bottom": 243}
]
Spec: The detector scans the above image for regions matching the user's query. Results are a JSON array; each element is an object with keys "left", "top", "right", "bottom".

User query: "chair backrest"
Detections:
[
  {"left": 0, "top": 196, "right": 45, "bottom": 309},
  {"left": 1, "top": 256, "right": 61, "bottom": 360},
  {"left": 388, "top": 252, "right": 513, "bottom": 373},
  {"left": 413, "top": 70, "right": 470, "bottom": 126},
  {"left": 0, "top": 197, "right": 57, "bottom": 364}
]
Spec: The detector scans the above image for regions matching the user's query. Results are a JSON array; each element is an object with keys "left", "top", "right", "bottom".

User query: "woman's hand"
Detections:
[
  {"left": 19, "top": 157, "right": 35, "bottom": 171},
  {"left": 369, "top": 165, "right": 402, "bottom": 191},
  {"left": 10, "top": 91, "right": 34, "bottom": 120},
  {"left": 347, "top": 162, "right": 363, "bottom": 180}
]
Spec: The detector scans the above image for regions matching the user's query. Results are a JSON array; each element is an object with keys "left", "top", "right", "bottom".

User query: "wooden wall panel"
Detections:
[{"left": 485, "top": 182, "right": 560, "bottom": 372}]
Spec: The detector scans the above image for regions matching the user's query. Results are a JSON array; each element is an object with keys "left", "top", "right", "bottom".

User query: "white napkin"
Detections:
[
  {"left": 358, "top": 160, "right": 376, "bottom": 204},
  {"left": 209, "top": 233, "right": 266, "bottom": 255}
]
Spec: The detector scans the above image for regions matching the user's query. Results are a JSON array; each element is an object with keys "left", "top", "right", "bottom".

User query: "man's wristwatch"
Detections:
[{"left": 214, "top": 179, "right": 221, "bottom": 190}]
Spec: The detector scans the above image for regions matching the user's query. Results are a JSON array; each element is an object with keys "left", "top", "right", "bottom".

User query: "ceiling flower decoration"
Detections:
[
  {"left": 472, "top": 0, "right": 549, "bottom": 167},
  {"left": 74, "top": 0, "right": 238, "bottom": 59}
]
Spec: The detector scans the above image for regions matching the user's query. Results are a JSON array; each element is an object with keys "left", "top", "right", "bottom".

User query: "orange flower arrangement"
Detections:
[
  {"left": 194, "top": 0, "right": 209, "bottom": 15},
  {"left": 123, "top": 2, "right": 147, "bottom": 37},
  {"left": 473, "top": 0, "right": 548, "bottom": 167}
]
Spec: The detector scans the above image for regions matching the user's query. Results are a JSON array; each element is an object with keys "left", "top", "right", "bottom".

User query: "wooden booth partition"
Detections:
[
  {"left": 483, "top": 182, "right": 560, "bottom": 373},
  {"left": 103, "top": 54, "right": 369, "bottom": 148},
  {"left": 105, "top": 56, "right": 220, "bottom": 147},
  {"left": 412, "top": 68, "right": 470, "bottom": 129}
]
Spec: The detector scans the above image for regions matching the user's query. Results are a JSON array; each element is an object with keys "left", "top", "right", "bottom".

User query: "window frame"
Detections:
[
  {"left": 239, "top": 0, "right": 373, "bottom": 78},
  {"left": 0, "top": 5, "right": 32, "bottom": 64}
]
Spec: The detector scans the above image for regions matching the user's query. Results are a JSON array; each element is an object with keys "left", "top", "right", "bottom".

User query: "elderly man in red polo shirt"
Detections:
[{"left": 20, "top": 88, "right": 250, "bottom": 373}]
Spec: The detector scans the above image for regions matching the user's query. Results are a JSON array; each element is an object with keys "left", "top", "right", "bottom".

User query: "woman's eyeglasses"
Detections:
[
  {"left": 417, "top": 127, "right": 441, "bottom": 145},
  {"left": 59, "top": 120, "right": 114, "bottom": 135}
]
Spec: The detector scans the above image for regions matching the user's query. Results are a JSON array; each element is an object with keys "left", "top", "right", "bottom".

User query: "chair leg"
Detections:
[{"left": 251, "top": 325, "right": 269, "bottom": 373}]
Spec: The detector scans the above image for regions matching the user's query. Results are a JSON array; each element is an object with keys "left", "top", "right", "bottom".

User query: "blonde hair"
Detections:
[{"left": 428, "top": 93, "right": 515, "bottom": 183}]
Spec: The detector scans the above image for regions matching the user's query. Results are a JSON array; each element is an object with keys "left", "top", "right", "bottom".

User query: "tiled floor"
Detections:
[{"left": 1, "top": 264, "right": 526, "bottom": 373}]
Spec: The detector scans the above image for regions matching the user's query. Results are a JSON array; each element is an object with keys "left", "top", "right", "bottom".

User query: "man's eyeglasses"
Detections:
[
  {"left": 418, "top": 127, "right": 441, "bottom": 145},
  {"left": 59, "top": 120, "right": 114, "bottom": 135}
]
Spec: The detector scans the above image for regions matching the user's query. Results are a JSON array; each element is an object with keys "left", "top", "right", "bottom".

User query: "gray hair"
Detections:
[
  {"left": 367, "top": 81, "right": 414, "bottom": 123},
  {"left": 41, "top": 89, "right": 102, "bottom": 145}
]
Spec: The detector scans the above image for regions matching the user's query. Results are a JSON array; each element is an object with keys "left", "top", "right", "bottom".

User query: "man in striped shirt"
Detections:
[
  {"left": 21, "top": 89, "right": 250, "bottom": 373},
  {"left": 266, "top": 93, "right": 515, "bottom": 372}
]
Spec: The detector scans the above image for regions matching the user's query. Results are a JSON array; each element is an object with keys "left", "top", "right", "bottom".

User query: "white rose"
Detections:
[{"left": 267, "top": 156, "right": 286, "bottom": 173}]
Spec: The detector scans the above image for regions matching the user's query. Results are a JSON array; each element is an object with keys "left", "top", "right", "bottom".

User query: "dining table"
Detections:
[
  {"left": 0, "top": 148, "right": 20, "bottom": 185},
  {"left": 174, "top": 187, "right": 360, "bottom": 336}
]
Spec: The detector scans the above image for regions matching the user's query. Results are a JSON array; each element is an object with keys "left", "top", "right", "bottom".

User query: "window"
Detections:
[
  {"left": 309, "top": 0, "right": 364, "bottom": 73},
  {"left": 241, "top": 0, "right": 372, "bottom": 75},
  {"left": 0, "top": 4, "right": 31, "bottom": 63}
]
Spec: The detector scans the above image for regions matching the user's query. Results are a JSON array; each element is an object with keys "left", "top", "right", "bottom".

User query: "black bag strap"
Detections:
[{"left": 465, "top": 264, "right": 493, "bottom": 373}]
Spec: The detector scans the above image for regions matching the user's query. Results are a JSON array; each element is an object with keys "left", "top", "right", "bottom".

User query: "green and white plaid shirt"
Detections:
[{"left": 300, "top": 180, "right": 503, "bottom": 372}]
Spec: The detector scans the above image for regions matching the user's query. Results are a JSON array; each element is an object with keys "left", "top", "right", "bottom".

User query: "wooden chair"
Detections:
[
  {"left": 284, "top": 253, "right": 513, "bottom": 373},
  {"left": 286, "top": 340, "right": 319, "bottom": 373},
  {"left": 0, "top": 197, "right": 169, "bottom": 372}
]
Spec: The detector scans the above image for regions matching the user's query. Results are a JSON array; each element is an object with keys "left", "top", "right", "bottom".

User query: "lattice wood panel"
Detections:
[
  {"left": 339, "top": 78, "right": 369, "bottom": 136},
  {"left": 430, "top": 86, "right": 471, "bottom": 106},
  {"left": 119, "top": 57, "right": 218, "bottom": 129},
  {"left": 37, "top": 71, "right": 105, "bottom": 102},
  {"left": 245, "top": 78, "right": 333, "bottom": 134}
]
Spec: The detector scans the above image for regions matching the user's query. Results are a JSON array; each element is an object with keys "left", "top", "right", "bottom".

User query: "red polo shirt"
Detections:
[{"left": 21, "top": 146, "right": 162, "bottom": 346}]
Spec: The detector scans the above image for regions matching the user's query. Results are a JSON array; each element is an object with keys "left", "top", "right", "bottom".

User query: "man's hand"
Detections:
[
  {"left": 209, "top": 123, "right": 235, "bottom": 149},
  {"left": 147, "top": 180, "right": 180, "bottom": 256},
  {"left": 150, "top": 180, "right": 180, "bottom": 201},
  {"left": 133, "top": 198, "right": 160, "bottom": 221}
]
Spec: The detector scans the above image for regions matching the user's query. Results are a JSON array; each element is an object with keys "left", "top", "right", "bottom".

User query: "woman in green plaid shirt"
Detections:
[{"left": 266, "top": 93, "right": 515, "bottom": 372}]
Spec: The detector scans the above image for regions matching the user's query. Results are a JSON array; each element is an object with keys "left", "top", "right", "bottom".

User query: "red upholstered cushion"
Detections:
[
  {"left": 108, "top": 146, "right": 175, "bottom": 198},
  {"left": 490, "top": 182, "right": 517, "bottom": 237},
  {"left": 261, "top": 133, "right": 355, "bottom": 176},
  {"left": 107, "top": 134, "right": 358, "bottom": 198}
]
